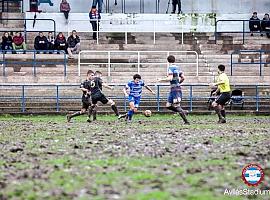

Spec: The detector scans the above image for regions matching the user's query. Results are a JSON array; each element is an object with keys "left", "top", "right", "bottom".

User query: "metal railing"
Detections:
[
  {"left": 78, "top": 50, "right": 199, "bottom": 77},
  {"left": 67, "top": 19, "right": 184, "bottom": 45},
  {"left": 0, "top": 50, "right": 67, "bottom": 77},
  {"left": 0, "top": 18, "right": 56, "bottom": 42},
  {"left": 230, "top": 50, "right": 270, "bottom": 76},
  {"left": 0, "top": 84, "right": 269, "bottom": 113},
  {"left": 215, "top": 19, "right": 269, "bottom": 44}
]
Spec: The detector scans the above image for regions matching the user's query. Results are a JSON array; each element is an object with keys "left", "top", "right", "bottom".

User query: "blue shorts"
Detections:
[
  {"left": 168, "top": 90, "right": 182, "bottom": 104},
  {"left": 128, "top": 95, "right": 141, "bottom": 108}
]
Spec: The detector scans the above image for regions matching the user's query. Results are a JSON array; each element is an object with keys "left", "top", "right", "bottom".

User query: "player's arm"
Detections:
[
  {"left": 179, "top": 73, "right": 185, "bottom": 84},
  {"left": 102, "top": 82, "right": 114, "bottom": 90},
  {"left": 212, "top": 87, "right": 220, "bottom": 95},
  {"left": 157, "top": 74, "right": 173, "bottom": 82},
  {"left": 144, "top": 85, "right": 156, "bottom": 95},
  {"left": 123, "top": 86, "right": 129, "bottom": 97}
]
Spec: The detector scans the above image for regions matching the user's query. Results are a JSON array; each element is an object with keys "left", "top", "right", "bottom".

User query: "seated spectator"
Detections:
[
  {"left": 67, "top": 30, "right": 80, "bottom": 59},
  {"left": 54, "top": 32, "right": 67, "bottom": 54},
  {"left": 261, "top": 13, "right": 270, "bottom": 38},
  {"left": 1, "top": 32, "right": 13, "bottom": 53},
  {"left": 60, "top": 0, "right": 71, "bottom": 23},
  {"left": 34, "top": 32, "right": 48, "bottom": 54},
  {"left": 12, "top": 32, "right": 26, "bottom": 54},
  {"left": 89, "top": 6, "right": 101, "bottom": 40},
  {"left": 47, "top": 32, "right": 55, "bottom": 53},
  {"left": 249, "top": 12, "right": 261, "bottom": 36}
]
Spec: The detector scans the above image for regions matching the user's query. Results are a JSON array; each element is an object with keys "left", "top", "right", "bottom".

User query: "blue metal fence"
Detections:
[
  {"left": 230, "top": 50, "right": 270, "bottom": 76},
  {"left": 215, "top": 19, "right": 269, "bottom": 44},
  {"left": 0, "top": 84, "right": 269, "bottom": 113},
  {"left": 0, "top": 50, "right": 67, "bottom": 77}
]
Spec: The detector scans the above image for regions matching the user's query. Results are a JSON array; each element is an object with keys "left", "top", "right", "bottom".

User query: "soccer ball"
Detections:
[{"left": 144, "top": 110, "right": 152, "bottom": 117}]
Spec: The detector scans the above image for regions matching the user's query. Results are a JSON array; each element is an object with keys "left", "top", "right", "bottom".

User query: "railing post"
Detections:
[
  {"left": 189, "top": 85, "right": 193, "bottom": 112},
  {"left": 125, "top": 31, "right": 128, "bottom": 44},
  {"left": 124, "top": 95, "right": 127, "bottom": 112},
  {"left": 181, "top": 21, "right": 184, "bottom": 45},
  {"left": 64, "top": 52, "right": 67, "bottom": 77},
  {"left": 137, "top": 52, "right": 140, "bottom": 74},
  {"left": 97, "top": 20, "right": 99, "bottom": 45},
  {"left": 56, "top": 85, "right": 59, "bottom": 112},
  {"left": 214, "top": 20, "right": 217, "bottom": 44},
  {"left": 33, "top": 51, "right": 37, "bottom": 77},
  {"left": 242, "top": 21, "right": 245, "bottom": 44},
  {"left": 153, "top": 20, "right": 156, "bottom": 44},
  {"left": 230, "top": 53, "right": 233, "bottom": 76},
  {"left": 256, "top": 85, "right": 259, "bottom": 112},
  {"left": 157, "top": 85, "right": 160, "bottom": 112},
  {"left": 259, "top": 51, "right": 262, "bottom": 76},
  {"left": 21, "top": 85, "right": 25, "bottom": 113},
  {"left": 78, "top": 51, "right": 81, "bottom": 77},
  {"left": 2, "top": 52, "right": 6, "bottom": 77},
  {"left": 108, "top": 51, "right": 111, "bottom": 77}
]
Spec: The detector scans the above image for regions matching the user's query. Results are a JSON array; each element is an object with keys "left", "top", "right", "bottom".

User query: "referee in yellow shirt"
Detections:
[{"left": 210, "top": 65, "right": 231, "bottom": 123}]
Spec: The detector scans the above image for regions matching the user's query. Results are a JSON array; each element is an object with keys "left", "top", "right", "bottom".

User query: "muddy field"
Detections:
[{"left": 0, "top": 114, "right": 270, "bottom": 200}]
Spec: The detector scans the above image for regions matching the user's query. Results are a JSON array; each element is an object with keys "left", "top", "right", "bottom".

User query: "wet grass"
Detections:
[{"left": 0, "top": 114, "right": 269, "bottom": 200}]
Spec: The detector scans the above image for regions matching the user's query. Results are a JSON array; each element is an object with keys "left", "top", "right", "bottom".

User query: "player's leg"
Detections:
[
  {"left": 212, "top": 100, "right": 226, "bottom": 123},
  {"left": 67, "top": 107, "right": 86, "bottom": 122},
  {"left": 87, "top": 104, "right": 97, "bottom": 122},
  {"left": 107, "top": 99, "right": 119, "bottom": 116},
  {"left": 127, "top": 101, "right": 137, "bottom": 121},
  {"left": 221, "top": 105, "right": 226, "bottom": 118}
]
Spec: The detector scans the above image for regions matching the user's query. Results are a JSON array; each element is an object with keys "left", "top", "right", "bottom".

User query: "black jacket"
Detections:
[
  {"left": 34, "top": 36, "right": 48, "bottom": 47},
  {"left": 261, "top": 18, "right": 270, "bottom": 31},
  {"left": 249, "top": 17, "right": 261, "bottom": 31},
  {"left": 55, "top": 36, "right": 67, "bottom": 47},
  {"left": 67, "top": 35, "right": 80, "bottom": 48},
  {"left": 2, "top": 36, "right": 13, "bottom": 49}
]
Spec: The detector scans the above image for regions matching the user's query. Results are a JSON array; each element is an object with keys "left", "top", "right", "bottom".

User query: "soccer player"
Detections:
[
  {"left": 66, "top": 70, "right": 94, "bottom": 122},
  {"left": 118, "top": 74, "right": 156, "bottom": 122},
  {"left": 210, "top": 64, "right": 231, "bottom": 123},
  {"left": 87, "top": 71, "right": 119, "bottom": 122},
  {"left": 158, "top": 55, "right": 189, "bottom": 124}
]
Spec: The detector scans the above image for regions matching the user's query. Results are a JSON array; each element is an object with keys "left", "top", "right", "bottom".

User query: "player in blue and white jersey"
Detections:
[
  {"left": 158, "top": 55, "right": 190, "bottom": 124},
  {"left": 118, "top": 74, "right": 155, "bottom": 122}
]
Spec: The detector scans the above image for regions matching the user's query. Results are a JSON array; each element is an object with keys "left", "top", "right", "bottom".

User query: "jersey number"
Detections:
[{"left": 90, "top": 81, "right": 96, "bottom": 88}]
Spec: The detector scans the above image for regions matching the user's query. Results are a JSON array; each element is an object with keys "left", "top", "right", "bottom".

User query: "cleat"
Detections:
[
  {"left": 218, "top": 118, "right": 226, "bottom": 124},
  {"left": 87, "top": 119, "right": 92, "bottom": 123},
  {"left": 66, "top": 114, "right": 71, "bottom": 123},
  {"left": 118, "top": 114, "right": 127, "bottom": 120},
  {"left": 184, "top": 121, "right": 190, "bottom": 125}
]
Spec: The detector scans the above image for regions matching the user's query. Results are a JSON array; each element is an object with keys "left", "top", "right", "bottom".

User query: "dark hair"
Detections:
[
  {"left": 92, "top": 6, "right": 96, "bottom": 9},
  {"left": 39, "top": 31, "right": 43, "bottom": 34},
  {"left": 87, "top": 70, "right": 94, "bottom": 75},
  {"left": 133, "top": 74, "right": 141, "bottom": 80},
  {"left": 48, "top": 31, "right": 52, "bottom": 34},
  {"left": 253, "top": 12, "right": 257, "bottom": 15},
  {"left": 167, "top": 55, "right": 176, "bottom": 63},
  {"left": 94, "top": 71, "right": 102, "bottom": 75},
  {"left": 218, "top": 64, "right": 225, "bottom": 72}
]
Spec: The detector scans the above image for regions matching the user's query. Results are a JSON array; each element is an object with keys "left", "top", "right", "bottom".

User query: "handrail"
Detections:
[
  {"left": 0, "top": 84, "right": 269, "bottom": 113},
  {"left": 0, "top": 50, "right": 67, "bottom": 77},
  {"left": 78, "top": 50, "right": 199, "bottom": 77},
  {"left": 215, "top": 19, "right": 269, "bottom": 44},
  {"left": 67, "top": 19, "right": 184, "bottom": 45},
  {"left": 0, "top": 18, "right": 56, "bottom": 42},
  {"left": 230, "top": 50, "right": 270, "bottom": 76}
]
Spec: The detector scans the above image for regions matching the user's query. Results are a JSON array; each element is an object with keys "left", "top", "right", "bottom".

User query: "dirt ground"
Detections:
[{"left": 0, "top": 114, "right": 269, "bottom": 200}]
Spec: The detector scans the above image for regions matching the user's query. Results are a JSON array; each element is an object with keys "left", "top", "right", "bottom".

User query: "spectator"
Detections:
[
  {"left": 172, "top": 0, "right": 182, "bottom": 14},
  {"left": 261, "top": 13, "right": 270, "bottom": 38},
  {"left": 12, "top": 32, "right": 26, "bottom": 54},
  {"left": 249, "top": 12, "right": 261, "bottom": 36},
  {"left": 92, "top": 0, "right": 103, "bottom": 13},
  {"left": 47, "top": 32, "right": 55, "bottom": 53},
  {"left": 67, "top": 30, "right": 80, "bottom": 59},
  {"left": 89, "top": 6, "right": 101, "bottom": 40},
  {"left": 54, "top": 32, "right": 67, "bottom": 54},
  {"left": 60, "top": 0, "right": 71, "bottom": 23},
  {"left": 1, "top": 32, "right": 13, "bottom": 53},
  {"left": 34, "top": 32, "right": 48, "bottom": 54}
]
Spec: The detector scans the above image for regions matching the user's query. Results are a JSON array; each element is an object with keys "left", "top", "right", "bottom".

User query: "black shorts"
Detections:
[
  {"left": 82, "top": 96, "right": 91, "bottom": 110},
  {"left": 91, "top": 93, "right": 109, "bottom": 105},
  {"left": 215, "top": 92, "right": 231, "bottom": 105}
]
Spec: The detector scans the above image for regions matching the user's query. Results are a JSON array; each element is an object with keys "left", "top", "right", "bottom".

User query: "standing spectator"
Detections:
[
  {"left": 249, "top": 12, "right": 261, "bottom": 36},
  {"left": 261, "top": 13, "right": 270, "bottom": 38},
  {"left": 92, "top": 0, "right": 103, "bottom": 13},
  {"left": 1, "top": 32, "right": 13, "bottom": 53},
  {"left": 12, "top": 32, "right": 26, "bottom": 54},
  {"left": 89, "top": 6, "right": 101, "bottom": 40},
  {"left": 34, "top": 32, "right": 48, "bottom": 54},
  {"left": 67, "top": 30, "right": 80, "bottom": 59},
  {"left": 54, "top": 32, "right": 67, "bottom": 54},
  {"left": 47, "top": 32, "right": 55, "bottom": 53},
  {"left": 172, "top": 0, "right": 182, "bottom": 14},
  {"left": 60, "top": 0, "right": 71, "bottom": 23}
]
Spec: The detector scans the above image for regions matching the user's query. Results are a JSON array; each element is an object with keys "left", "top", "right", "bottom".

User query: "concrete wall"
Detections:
[{"left": 23, "top": 0, "right": 270, "bottom": 14}]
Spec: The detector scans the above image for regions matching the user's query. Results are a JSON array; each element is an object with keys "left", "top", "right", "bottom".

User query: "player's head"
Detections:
[
  {"left": 133, "top": 74, "right": 141, "bottom": 83},
  {"left": 39, "top": 32, "right": 43, "bottom": 37},
  {"left": 218, "top": 65, "right": 225, "bottom": 73},
  {"left": 94, "top": 71, "right": 102, "bottom": 78},
  {"left": 87, "top": 70, "right": 94, "bottom": 79},
  {"left": 167, "top": 55, "right": 176, "bottom": 63}
]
